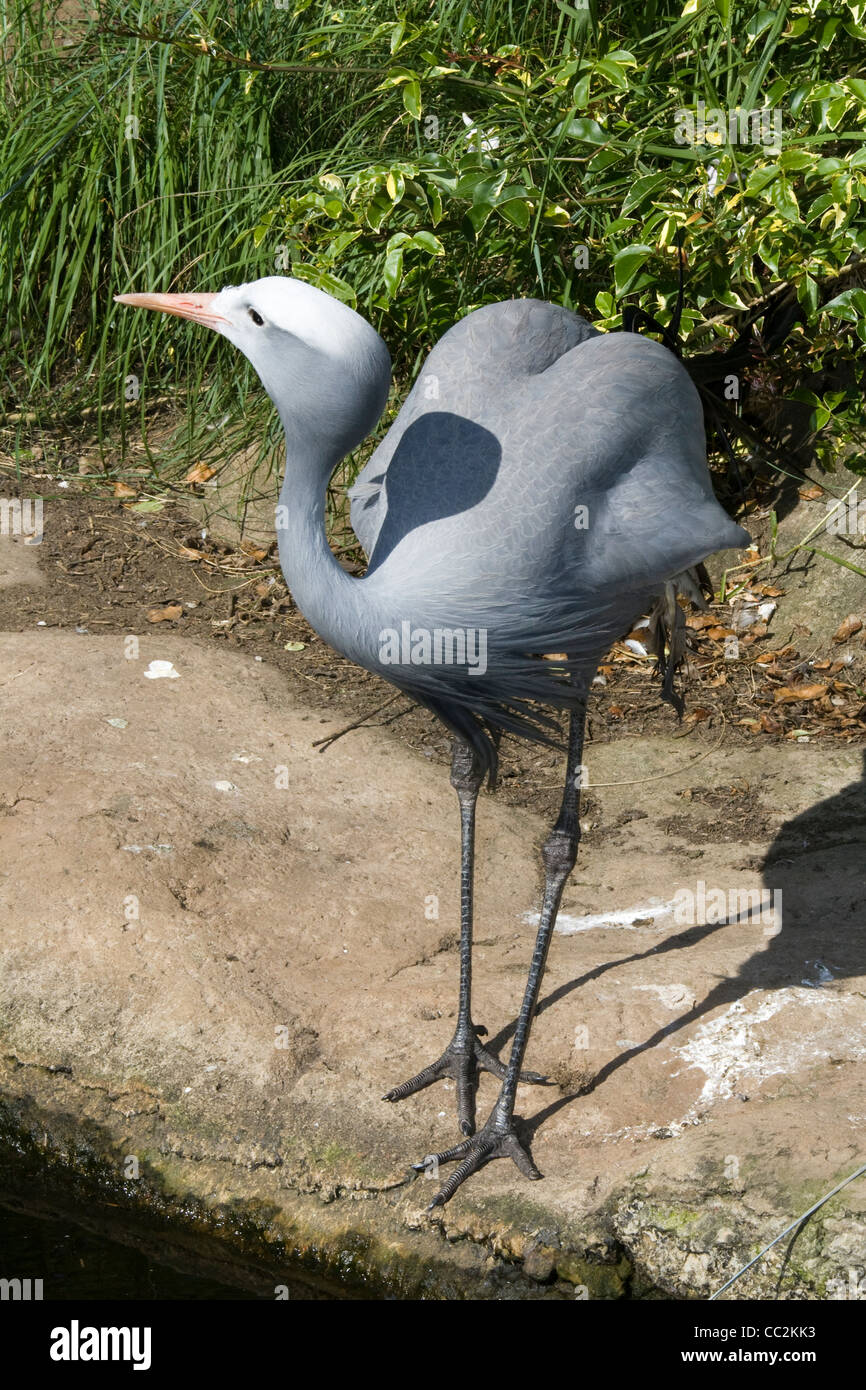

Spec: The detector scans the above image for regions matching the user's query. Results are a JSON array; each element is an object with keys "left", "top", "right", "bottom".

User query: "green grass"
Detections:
[{"left": 2, "top": 0, "right": 865, "bottom": 532}]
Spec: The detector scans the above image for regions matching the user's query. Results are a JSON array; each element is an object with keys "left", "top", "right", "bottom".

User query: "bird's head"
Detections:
[{"left": 115, "top": 275, "right": 391, "bottom": 455}]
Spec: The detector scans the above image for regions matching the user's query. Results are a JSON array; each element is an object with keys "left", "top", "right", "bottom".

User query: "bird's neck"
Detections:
[
  {"left": 274, "top": 418, "right": 377, "bottom": 665},
  {"left": 269, "top": 328, "right": 392, "bottom": 665}
]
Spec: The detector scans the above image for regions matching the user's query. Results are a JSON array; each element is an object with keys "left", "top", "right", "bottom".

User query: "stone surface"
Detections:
[
  {"left": 1, "top": 630, "right": 864, "bottom": 1298},
  {"left": 0, "top": 534, "right": 45, "bottom": 591}
]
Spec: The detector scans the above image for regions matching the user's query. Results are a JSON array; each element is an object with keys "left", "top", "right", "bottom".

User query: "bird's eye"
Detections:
[{"left": 248, "top": 309, "right": 264, "bottom": 326}]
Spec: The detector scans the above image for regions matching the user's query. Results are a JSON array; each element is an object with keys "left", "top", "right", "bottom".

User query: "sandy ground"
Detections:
[{"left": 1, "top": 600, "right": 864, "bottom": 1298}]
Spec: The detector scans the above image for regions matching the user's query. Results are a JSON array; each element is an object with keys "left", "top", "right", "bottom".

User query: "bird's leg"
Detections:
[
  {"left": 418, "top": 699, "right": 587, "bottom": 1206},
  {"left": 384, "top": 735, "right": 545, "bottom": 1136}
]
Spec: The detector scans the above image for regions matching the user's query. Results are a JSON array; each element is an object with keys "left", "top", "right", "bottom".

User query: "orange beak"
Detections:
[{"left": 114, "top": 291, "right": 229, "bottom": 329}]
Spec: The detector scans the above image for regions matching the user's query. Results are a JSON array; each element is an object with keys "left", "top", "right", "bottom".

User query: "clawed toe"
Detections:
[
  {"left": 413, "top": 1113, "right": 541, "bottom": 1208},
  {"left": 383, "top": 1024, "right": 548, "bottom": 1135}
]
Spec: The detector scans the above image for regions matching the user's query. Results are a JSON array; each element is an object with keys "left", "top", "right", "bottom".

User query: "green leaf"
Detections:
[
  {"left": 745, "top": 7, "right": 777, "bottom": 46},
  {"left": 427, "top": 184, "right": 443, "bottom": 225},
  {"left": 819, "top": 17, "right": 842, "bottom": 48},
  {"left": 756, "top": 239, "right": 780, "bottom": 275},
  {"left": 797, "top": 274, "right": 819, "bottom": 317},
  {"left": 805, "top": 192, "right": 834, "bottom": 223},
  {"left": 402, "top": 80, "right": 421, "bottom": 120},
  {"left": 497, "top": 198, "right": 531, "bottom": 229},
  {"left": 594, "top": 58, "right": 629, "bottom": 91},
  {"left": 821, "top": 288, "right": 866, "bottom": 322},
  {"left": 595, "top": 291, "right": 615, "bottom": 317},
  {"left": 771, "top": 176, "right": 800, "bottom": 222},
  {"left": 378, "top": 65, "right": 416, "bottom": 89},
  {"left": 410, "top": 230, "right": 444, "bottom": 254},
  {"left": 291, "top": 265, "right": 357, "bottom": 308},
  {"left": 572, "top": 72, "right": 591, "bottom": 108},
  {"left": 382, "top": 248, "right": 403, "bottom": 296},
  {"left": 455, "top": 169, "right": 507, "bottom": 203},
  {"left": 622, "top": 172, "right": 669, "bottom": 214},
  {"left": 553, "top": 117, "right": 607, "bottom": 144},
  {"left": 613, "top": 244, "right": 653, "bottom": 294},
  {"left": 745, "top": 165, "right": 781, "bottom": 197},
  {"left": 779, "top": 150, "right": 812, "bottom": 172},
  {"left": 464, "top": 203, "right": 495, "bottom": 236}
]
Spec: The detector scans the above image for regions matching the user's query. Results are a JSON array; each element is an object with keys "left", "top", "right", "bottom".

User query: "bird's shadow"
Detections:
[
  {"left": 488, "top": 750, "right": 866, "bottom": 1142},
  {"left": 363, "top": 414, "right": 501, "bottom": 572}
]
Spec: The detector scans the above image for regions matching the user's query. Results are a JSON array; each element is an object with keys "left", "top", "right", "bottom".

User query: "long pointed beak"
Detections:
[{"left": 114, "top": 291, "right": 229, "bottom": 329}]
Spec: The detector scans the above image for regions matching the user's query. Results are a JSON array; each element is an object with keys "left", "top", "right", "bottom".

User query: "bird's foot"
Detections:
[
  {"left": 383, "top": 1024, "right": 546, "bottom": 1136},
  {"left": 413, "top": 1109, "right": 541, "bottom": 1209}
]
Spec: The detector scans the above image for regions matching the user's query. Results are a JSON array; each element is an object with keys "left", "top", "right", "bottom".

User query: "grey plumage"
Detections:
[
  {"left": 115, "top": 277, "right": 750, "bottom": 1206},
  {"left": 347, "top": 298, "right": 747, "bottom": 757}
]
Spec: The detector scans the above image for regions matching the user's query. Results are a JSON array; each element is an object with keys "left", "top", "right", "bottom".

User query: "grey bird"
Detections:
[{"left": 115, "top": 278, "right": 748, "bottom": 1206}]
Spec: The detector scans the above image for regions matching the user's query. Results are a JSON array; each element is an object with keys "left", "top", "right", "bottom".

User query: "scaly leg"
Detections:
[
  {"left": 416, "top": 697, "right": 588, "bottom": 1204},
  {"left": 384, "top": 735, "right": 545, "bottom": 1136}
]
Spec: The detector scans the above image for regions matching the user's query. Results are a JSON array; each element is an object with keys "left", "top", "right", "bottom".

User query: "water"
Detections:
[
  {"left": 0, "top": 1200, "right": 265, "bottom": 1300},
  {"left": 0, "top": 1142, "right": 345, "bottom": 1301}
]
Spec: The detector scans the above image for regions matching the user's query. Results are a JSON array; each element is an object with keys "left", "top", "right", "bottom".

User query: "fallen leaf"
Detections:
[
  {"left": 737, "top": 718, "right": 761, "bottom": 733},
  {"left": 147, "top": 603, "right": 183, "bottom": 623},
  {"left": 683, "top": 707, "right": 711, "bottom": 724},
  {"left": 706, "top": 671, "right": 727, "bottom": 687},
  {"left": 113, "top": 481, "right": 137, "bottom": 498},
  {"left": 798, "top": 483, "right": 824, "bottom": 500},
  {"left": 129, "top": 499, "right": 165, "bottom": 514},
  {"left": 240, "top": 540, "right": 269, "bottom": 561},
  {"left": 284, "top": 641, "right": 306, "bottom": 652},
  {"left": 833, "top": 614, "right": 863, "bottom": 643},
  {"left": 759, "top": 585, "right": 785, "bottom": 597},
  {"left": 706, "top": 625, "right": 736, "bottom": 640},
  {"left": 178, "top": 546, "right": 202, "bottom": 561},
  {"left": 760, "top": 713, "right": 783, "bottom": 734},
  {"left": 185, "top": 462, "right": 216, "bottom": 485},
  {"left": 754, "top": 646, "right": 796, "bottom": 664},
  {"left": 774, "top": 683, "right": 828, "bottom": 704}
]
